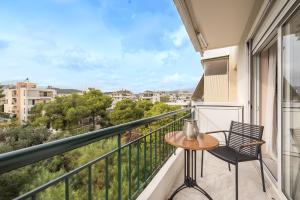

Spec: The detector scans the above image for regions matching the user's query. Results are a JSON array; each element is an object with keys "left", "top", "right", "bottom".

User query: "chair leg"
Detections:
[
  {"left": 228, "top": 163, "right": 231, "bottom": 171},
  {"left": 201, "top": 150, "right": 204, "bottom": 177},
  {"left": 259, "top": 153, "right": 266, "bottom": 192},
  {"left": 235, "top": 164, "right": 238, "bottom": 200}
]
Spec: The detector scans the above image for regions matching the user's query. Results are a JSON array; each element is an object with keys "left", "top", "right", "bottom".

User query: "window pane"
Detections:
[
  {"left": 282, "top": 8, "right": 300, "bottom": 200},
  {"left": 203, "top": 57, "right": 228, "bottom": 76}
]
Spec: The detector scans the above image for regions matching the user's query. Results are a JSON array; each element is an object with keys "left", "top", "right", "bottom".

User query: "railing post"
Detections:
[
  {"left": 88, "top": 165, "right": 92, "bottom": 200},
  {"left": 118, "top": 133, "right": 122, "bottom": 200},
  {"left": 173, "top": 115, "right": 176, "bottom": 155},
  {"left": 154, "top": 130, "right": 157, "bottom": 167},
  {"left": 159, "top": 129, "right": 162, "bottom": 165},
  {"left": 242, "top": 106, "right": 244, "bottom": 124},
  {"left": 65, "top": 178, "right": 69, "bottom": 200},
  {"left": 150, "top": 126, "right": 153, "bottom": 173},
  {"left": 105, "top": 157, "right": 109, "bottom": 200},
  {"left": 128, "top": 144, "right": 132, "bottom": 199},
  {"left": 173, "top": 115, "right": 176, "bottom": 132},
  {"left": 143, "top": 136, "right": 146, "bottom": 181},
  {"left": 137, "top": 139, "right": 140, "bottom": 189}
]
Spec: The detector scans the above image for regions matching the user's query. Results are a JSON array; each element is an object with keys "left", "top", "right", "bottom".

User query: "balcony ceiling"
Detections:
[{"left": 174, "top": 0, "right": 259, "bottom": 53}]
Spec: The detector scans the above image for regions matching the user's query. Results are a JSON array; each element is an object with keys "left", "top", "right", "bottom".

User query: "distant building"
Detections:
[
  {"left": 48, "top": 86, "right": 82, "bottom": 97},
  {"left": 3, "top": 81, "right": 57, "bottom": 122},
  {"left": 139, "top": 90, "right": 164, "bottom": 103},
  {"left": 105, "top": 89, "right": 136, "bottom": 108},
  {"left": 166, "top": 91, "right": 192, "bottom": 107},
  {"left": 177, "top": 92, "right": 193, "bottom": 103}
]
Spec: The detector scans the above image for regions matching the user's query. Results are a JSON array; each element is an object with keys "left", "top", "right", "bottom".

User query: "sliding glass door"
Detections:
[
  {"left": 259, "top": 42, "right": 278, "bottom": 180},
  {"left": 282, "top": 8, "right": 300, "bottom": 200},
  {"left": 251, "top": 40, "right": 278, "bottom": 180}
]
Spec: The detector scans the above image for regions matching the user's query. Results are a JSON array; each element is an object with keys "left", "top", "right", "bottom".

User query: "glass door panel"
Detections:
[
  {"left": 259, "top": 42, "right": 278, "bottom": 180},
  {"left": 282, "top": 8, "right": 300, "bottom": 200}
]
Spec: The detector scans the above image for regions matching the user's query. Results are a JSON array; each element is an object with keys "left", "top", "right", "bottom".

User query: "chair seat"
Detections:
[{"left": 208, "top": 146, "right": 257, "bottom": 164}]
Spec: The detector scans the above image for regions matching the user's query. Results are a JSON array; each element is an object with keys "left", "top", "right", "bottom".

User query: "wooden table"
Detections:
[{"left": 165, "top": 131, "right": 219, "bottom": 200}]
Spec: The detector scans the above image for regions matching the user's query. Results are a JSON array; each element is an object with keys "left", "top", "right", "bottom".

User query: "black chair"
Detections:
[{"left": 200, "top": 121, "right": 266, "bottom": 200}]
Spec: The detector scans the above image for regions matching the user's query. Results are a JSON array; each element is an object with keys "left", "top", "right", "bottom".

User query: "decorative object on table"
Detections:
[
  {"left": 201, "top": 121, "right": 266, "bottom": 200},
  {"left": 183, "top": 119, "right": 200, "bottom": 140}
]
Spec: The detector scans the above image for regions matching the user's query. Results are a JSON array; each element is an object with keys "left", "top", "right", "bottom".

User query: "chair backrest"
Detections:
[{"left": 228, "top": 121, "right": 264, "bottom": 158}]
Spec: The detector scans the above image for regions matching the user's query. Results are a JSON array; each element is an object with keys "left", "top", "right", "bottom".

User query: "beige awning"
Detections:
[
  {"left": 192, "top": 75, "right": 204, "bottom": 101},
  {"left": 174, "top": 0, "right": 261, "bottom": 53}
]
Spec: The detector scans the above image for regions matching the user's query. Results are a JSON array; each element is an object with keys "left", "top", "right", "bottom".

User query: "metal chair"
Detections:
[{"left": 200, "top": 121, "right": 266, "bottom": 200}]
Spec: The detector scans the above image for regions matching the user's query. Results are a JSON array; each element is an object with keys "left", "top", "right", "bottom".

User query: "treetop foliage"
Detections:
[
  {"left": 0, "top": 94, "right": 185, "bottom": 199},
  {"left": 29, "top": 89, "right": 112, "bottom": 130}
]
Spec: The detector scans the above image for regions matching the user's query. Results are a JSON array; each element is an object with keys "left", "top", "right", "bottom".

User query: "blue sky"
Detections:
[{"left": 0, "top": 0, "right": 202, "bottom": 92}]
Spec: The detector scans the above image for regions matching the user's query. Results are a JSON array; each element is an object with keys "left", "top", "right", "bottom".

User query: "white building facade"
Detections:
[
  {"left": 4, "top": 81, "right": 57, "bottom": 122},
  {"left": 106, "top": 89, "right": 136, "bottom": 108}
]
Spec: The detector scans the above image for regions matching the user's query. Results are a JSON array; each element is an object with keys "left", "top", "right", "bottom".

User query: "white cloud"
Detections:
[
  {"left": 163, "top": 73, "right": 181, "bottom": 83},
  {"left": 0, "top": 4, "right": 202, "bottom": 93},
  {"left": 169, "top": 25, "right": 188, "bottom": 47}
]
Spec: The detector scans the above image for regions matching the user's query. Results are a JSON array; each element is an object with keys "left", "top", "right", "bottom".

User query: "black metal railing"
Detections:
[{"left": 0, "top": 107, "right": 192, "bottom": 200}]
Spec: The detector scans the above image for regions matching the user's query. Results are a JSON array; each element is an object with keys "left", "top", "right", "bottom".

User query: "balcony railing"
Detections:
[{"left": 0, "top": 107, "right": 191, "bottom": 200}]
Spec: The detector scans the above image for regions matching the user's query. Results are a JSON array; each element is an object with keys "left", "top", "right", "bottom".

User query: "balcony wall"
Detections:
[
  {"left": 137, "top": 103, "right": 244, "bottom": 199},
  {"left": 193, "top": 102, "right": 244, "bottom": 145}
]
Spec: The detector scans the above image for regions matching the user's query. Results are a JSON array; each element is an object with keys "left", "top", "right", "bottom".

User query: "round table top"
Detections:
[{"left": 165, "top": 131, "right": 219, "bottom": 151}]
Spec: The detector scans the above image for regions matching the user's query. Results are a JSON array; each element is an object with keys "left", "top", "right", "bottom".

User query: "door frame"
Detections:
[
  {"left": 251, "top": 35, "right": 279, "bottom": 180},
  {"left": 248, "top": 3, "right": 300, "bottom": 200}
]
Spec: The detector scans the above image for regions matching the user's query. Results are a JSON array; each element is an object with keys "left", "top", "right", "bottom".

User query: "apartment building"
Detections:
[
  {"left": 3, "top": 81, "right": 57, "bottom": 122},
  {"left": 105, "top": 89, "right": 136, "bottom": 108},
  {"left": 139, "top": 90, "right": 164, "bottom": 103}
]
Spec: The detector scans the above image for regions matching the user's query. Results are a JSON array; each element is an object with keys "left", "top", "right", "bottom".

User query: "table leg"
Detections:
[{"left": 168, "top": 150, "right": 213, "bottom": 200}]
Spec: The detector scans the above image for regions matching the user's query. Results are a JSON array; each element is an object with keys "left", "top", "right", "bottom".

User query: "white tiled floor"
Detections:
[{"left": 169, "top": 152, "right": 280, "bottom": 200}]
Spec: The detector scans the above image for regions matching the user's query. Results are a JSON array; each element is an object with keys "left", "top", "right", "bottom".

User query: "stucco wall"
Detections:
[{"left": 202, "top": 46, "right": 238, "bottom": 103}]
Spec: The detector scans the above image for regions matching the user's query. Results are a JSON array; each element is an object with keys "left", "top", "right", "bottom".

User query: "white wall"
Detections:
[
  {"left": 202, "top": 46, "right": 239, "bottom": 102},
  {"left": 136, "top": 149, "right": 184, "bottom": 200},
  {"left": 193, "top": 103, "right": 244, "bottom": 143}
]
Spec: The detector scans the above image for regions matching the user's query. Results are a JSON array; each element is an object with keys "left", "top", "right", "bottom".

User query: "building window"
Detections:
[
  {"left": 202, "top": 56, "right": 229, "bottom": 102},
  {"left": 44, "top": 92, "right": 47, "bottom": 97},
  {"left": 203, "top": 57, "right": 228, "bottom": 76}
]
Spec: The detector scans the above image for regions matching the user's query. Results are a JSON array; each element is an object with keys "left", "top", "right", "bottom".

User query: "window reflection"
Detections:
[{"left": 282, "top": 8, "right": 300, "bottom": 200}]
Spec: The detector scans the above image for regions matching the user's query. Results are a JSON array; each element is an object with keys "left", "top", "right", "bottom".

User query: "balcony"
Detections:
[{"left": 0, "top": 105, "right": 281, "bottom": 200}]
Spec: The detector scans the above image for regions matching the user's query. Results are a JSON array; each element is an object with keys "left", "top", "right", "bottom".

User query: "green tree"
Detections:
[
  {"left": 83, "top": 89, "right": 112, "bottom": 129},
  {"left": 145, "top": 102, "right": 180, "bottom": 117},
  {"left": 144, "top": 102, "right": 181, "bottom": 131},
  {"left": 0, "top": 126, "right": 50, "bottom": 153},
  {"left": 136, "top": 100, "right": 153, "bottom": 113},
  {"left": 0, "top": 167, "right": 31, "bottom": 199},
  {"left": 29, "top": 90, "right": 112, "bottom": 131},
  {"left": 160, "top": 95, "right": 170, "bottom": 102},
  {"left": 110, "top": 99, "right": 143, "bottom": 125}
]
